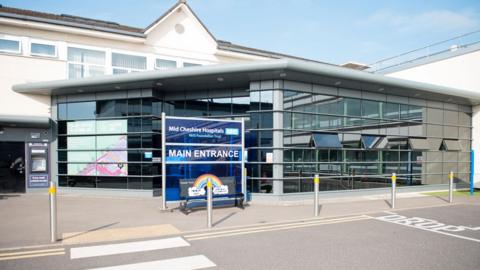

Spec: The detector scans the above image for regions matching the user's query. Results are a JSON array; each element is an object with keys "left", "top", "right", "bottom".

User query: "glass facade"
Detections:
[
  {"left": 247, "top": 84, "right": 471, "bottom": 194},
  {"left": 55, "top": 80, "right": 472, "bottom": 195}
]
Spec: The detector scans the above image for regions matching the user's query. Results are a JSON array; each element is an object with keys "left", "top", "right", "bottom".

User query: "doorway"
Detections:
[{"left": 0, "top": 142, "right": 25, "bottom": 193}]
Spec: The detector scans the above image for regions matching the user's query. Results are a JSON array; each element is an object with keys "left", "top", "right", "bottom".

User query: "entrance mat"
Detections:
[{"left": 62, "top": 224, "right": 181, "bottom": 245}]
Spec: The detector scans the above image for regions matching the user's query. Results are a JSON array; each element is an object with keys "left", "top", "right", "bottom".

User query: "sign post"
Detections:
[
  {"left": 161, "top": 115, "right": 244, "bottom": 208},
  {"left": 391, "top": 173, "right": 396, "bottom": 209},
  {"left": 161, "top": 112, "right": 167, "bottom": 210},
  {"left": 449, "top": 171, "right": 454, "bottom": 203},
  {"left": 314, "top": 174, "right": 319, "bottom": 217},
  {"left": 207, "top": 177, "right": 213, "bottom": 228},
  {"left": 49, "top": 181, "right": 57, "bottom": 242}
]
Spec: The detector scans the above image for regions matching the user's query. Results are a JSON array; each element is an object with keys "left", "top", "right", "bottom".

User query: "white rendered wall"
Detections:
[{"left": 0, "top": 54, "right": 65, "bottom": 117}]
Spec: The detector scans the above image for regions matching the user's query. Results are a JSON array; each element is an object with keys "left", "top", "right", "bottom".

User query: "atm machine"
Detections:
[{"left": 25, "top": 142, "right": 50, "bottom": 190}]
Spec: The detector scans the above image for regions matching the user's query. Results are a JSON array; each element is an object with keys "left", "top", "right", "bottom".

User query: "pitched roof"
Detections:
[
  {"left": 0, "top": 4, "right": 144, "bottom": 36},
  {"left": 0, "top": 1, "right": 328, "bottom": 64}
]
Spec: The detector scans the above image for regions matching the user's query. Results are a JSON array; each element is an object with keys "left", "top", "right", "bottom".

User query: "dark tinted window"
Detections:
[
  {"left": 96, "top": 100, "right": 127, "bottom": 117},
  {"left": 58, "top": 103, "right": 67, "bottom": 120},
  {"left": 67, "top": 102, "right": 96, "bottom": 119},
  {"left": 128, "top": 99, "right": 141, "bottom": 116}
]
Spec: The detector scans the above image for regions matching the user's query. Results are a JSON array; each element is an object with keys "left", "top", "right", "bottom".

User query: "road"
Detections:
[{"left": 1, "top": 203, "right": 479, "bottom": 270}]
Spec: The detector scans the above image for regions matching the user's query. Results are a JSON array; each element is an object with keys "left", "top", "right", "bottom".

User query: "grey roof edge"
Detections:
[
  {"left": 0, "top": 12, "right": 146, "bottom": 38},
  {"left": 0, "top": 114, "right": 50, "bottom": 127},
  {"left": 12, "top": 58, "right": 480, "bottom": 104}
]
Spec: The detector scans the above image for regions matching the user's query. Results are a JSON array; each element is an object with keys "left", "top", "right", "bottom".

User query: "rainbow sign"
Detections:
[{"left": 188, "top": 173, "right": 228, "bottom": 196}]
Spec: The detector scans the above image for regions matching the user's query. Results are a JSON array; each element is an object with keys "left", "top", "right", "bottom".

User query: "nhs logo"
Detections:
[{"left": 225, "top": 128, "right": 239, "bottom": 136}]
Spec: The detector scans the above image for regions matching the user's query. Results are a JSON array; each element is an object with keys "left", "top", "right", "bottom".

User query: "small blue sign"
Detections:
[{"left": 144, "top": 151, "right": 153, "bottom": 159}]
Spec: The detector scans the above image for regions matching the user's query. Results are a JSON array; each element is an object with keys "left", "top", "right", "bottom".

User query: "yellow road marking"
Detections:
[
  {"left": 0, "top": 251, "right": 65, "bottom": 261},
  {"left": 185, "top": 215, "right": 372, "bottom": 241},
  {"left": 0, "top": 248, "right": 64, "bottom": 257}
]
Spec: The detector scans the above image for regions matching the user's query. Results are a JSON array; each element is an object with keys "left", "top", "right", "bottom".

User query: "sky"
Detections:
[{"left": 2, "top": 0, "right": 479, "bottom": 65}]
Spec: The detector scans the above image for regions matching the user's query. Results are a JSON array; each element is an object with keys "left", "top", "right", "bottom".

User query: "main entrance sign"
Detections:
[{"left": 161, "top": 115, "right": 245, "bottom": 207}]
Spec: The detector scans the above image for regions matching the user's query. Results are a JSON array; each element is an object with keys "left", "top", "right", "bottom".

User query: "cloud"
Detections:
[{"left": 362, "top": 9, "right": 480, "bottom": 34}]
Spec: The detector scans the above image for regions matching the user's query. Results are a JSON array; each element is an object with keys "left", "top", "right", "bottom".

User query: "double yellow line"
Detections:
[
  {"left": 185, "top": 215, "right": 372, "bottom": 241},
  {"left": 0, "top": 248, "right": 65, "bottom": 261}
]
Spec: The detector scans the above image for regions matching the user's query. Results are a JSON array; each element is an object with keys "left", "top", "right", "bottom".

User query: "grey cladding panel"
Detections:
[{"left": 409, "top": 138, "right": 430, "bottom": 150}]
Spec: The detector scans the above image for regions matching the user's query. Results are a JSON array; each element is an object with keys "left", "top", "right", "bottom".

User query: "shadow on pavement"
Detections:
[
  {"left": 213, "top": 212, "right": 237, "bottom": 227},
  {"left": 61, "top": 222, "right": 119, "bottom": 241},
  {"left": 0, "top": 194, "right": 21, "bottom": 200}
]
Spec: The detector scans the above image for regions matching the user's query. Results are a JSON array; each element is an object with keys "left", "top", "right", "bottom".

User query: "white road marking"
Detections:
[
  {"left": 375, "top": 214, "right": 480, "bottom": 243},
  {"left": 70, "top": 237, "right": 190, "bottom": 259},
  {"left": 186, "top": 215, "right": 372, "bottom": 241},
  {"left": 85, "top": 255, "right": 216, "bottom": 270}
]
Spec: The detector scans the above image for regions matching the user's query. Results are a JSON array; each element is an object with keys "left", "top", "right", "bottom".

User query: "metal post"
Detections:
[
  {"left": 161, "top": 112, "right": 167, "bottom": 211},
  {"left": 207, "top": 177, "right": 213, "bottom": 228},
  {"left": 314, "top": 174, "right": 319, "bottom": 217},
  {"left": 471, "top": 150, "right": 475, "bottom": 196},
  {"left": 241, "top": 118, "right": 246, "bottom": 204},
  {"left": 391, "top": 173, "right": 396, "bottom": 209},
  {"left": 449, "top": 171, "right": 454, "bottom": 203},
  {"left": 49, "top": 181, "right": 57, "bottom": 243}
]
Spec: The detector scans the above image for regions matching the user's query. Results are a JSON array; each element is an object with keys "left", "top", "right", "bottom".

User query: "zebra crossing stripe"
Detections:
[
  {"left": 70, "top": 237, "right": 189, "bottom": 259},
  {"left": 85, "top": 255, "right": 216, "bottom": 270}
]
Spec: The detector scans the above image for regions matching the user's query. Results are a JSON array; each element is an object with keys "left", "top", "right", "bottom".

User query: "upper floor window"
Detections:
[
  {"left": 30, "top": 42, "right": 57, "bottom": 58},
  {"left": 68, "top": 47, "right": 106, "bottom": 79},
  {"left": 112, "top": 53, "right": 146, "bottom": 74},
  {"left": 0, "top": 37, "right": 21, "bottom": 54},
  {"left": 155, "top": 58, "right": 177, "bottom": 70},
  {"left": 183, "top": 62, "right": 201, "bottom": 67}
]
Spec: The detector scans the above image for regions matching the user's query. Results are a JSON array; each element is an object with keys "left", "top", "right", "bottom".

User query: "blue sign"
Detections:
[
  {"left": 165, "top": 145, "right": 242, "bottom": 163},
  {"left": 165, "top": 118, "right": 242, "bottom": 145},
  {"left": 163, "top": 116, "right": 244, "bottom": 201}
]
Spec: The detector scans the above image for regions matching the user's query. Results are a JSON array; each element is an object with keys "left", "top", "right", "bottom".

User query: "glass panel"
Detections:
[
  {"left": 97, "top": 177, "right": 127, "bottom": 189},
  {"left": 97, "top": 163, "right": 128, "bottom": 176},
  {"left": 128, "top": 99, "right": 141, "bottom": 116},
  {"left": 232, "top": 96, "right": 249, "bottom": 115},
  {"left": 58, "top": 103, "right": 67, "bottom": 120},
  {"left": 183, "top": 62, "right": 201, "bottom": 67},
  {"left": 67, "top": 151, "right": 96, "bottom": 162},
  {"left": 67, "top": 136, "right": 95, "bottom": 150},
  {"left": 383, "top": 103, "right": 399, "bottom": 120},
  {"left": 312, "top": 133, "right": 342, "bottom": 148},
  {"left": 209, "top": 97, "right": 232, "bottom": 116},
  {"left": 112, "top": 53, "right": 146, "bottom": 70},
  {"left": 97, "top": 135, "right": 127, "bottom": 149},
  {"left": 31, "top": 43, "right": 56, "bottom": 56},
  {"left": 97, "top": 151, "right": 128, "bottom": 163},
  {"left": 68, "top": 47, "right": 105, "bottom": 65},
  {"left": 96, "top": 100, "right": 127, "bottom": 117},
  {"left": 67, "top": 102, "right": 96, "bottom": 120},
  {"left": 68, "top": 163, "right": 96, "bottom": 176},
  {"left": 0, "top": 38, "right": 20, "bottom": 53},
  {"left": 155, "top": 59, "right": 177, "bottom": 70},
  {"left": 96, "top": 119, "right": 127, "bottom": 134}
]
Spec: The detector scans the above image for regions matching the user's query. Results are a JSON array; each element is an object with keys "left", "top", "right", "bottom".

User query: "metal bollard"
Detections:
[
  {"left": 391, "top": 173, "right": 396, "bottom": 209},
  {"left": 449, "top": 171, "right": 454, "bottom": 203},
  {"left": 49, "top": 181, "right": 58, "bottom": 243},
  {"left": 207, "top": 177, "right": 213, "bottom": 228},
  {"left": 314, "top": 174, "right": 319, "bottom": 217}
]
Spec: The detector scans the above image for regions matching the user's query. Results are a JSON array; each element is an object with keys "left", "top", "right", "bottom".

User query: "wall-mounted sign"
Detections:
[{"left": 162, "top": 116, "right": 244, "bottom": 201}]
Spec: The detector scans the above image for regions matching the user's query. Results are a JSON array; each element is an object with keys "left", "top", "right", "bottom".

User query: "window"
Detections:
[
  {"left": 311, "top": 133, "right": 342, "bottom": 148},
  {"left": 155, "top": 58, "right": 177, "bottom": 70},
  {"left": 112, "top": 53, "right": 146, "bottom": 74},
  {"left": 30, "top": 42, "right": 56, "bottom": 57},
  {"left": 0, "top": 37, "right": 21, "bottom": 54},
  {"left": 68, "top": 47, "right": 106, "bottom": 79},
  {"left": 183, "top": 62, "right": 201, "bottom": 67}
]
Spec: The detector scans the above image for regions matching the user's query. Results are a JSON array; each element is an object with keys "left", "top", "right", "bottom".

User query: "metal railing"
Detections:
[{"left": 366, "top": 30, "right": 480, "bottom": 73}]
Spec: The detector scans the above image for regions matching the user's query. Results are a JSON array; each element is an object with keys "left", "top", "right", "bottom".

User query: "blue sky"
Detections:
[{"left": 2, "top": 0, "right": 479, "bottom": 64}]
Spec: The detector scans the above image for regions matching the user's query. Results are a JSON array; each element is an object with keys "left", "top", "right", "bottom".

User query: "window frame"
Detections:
[
  {"left": 111, "top": 51, "right": 148, "bottom": 74},
  {"left": 29, "top": 39, "right": 58, "bottom": 58},
  {"left": 67, "top": 44, "right": 107, "bottom": 79},
  {"left": 0, "top": 35, "right": 22, "bottom": 54},
  {"left": 154, "top": 57, "right": 178, "bottom": 70}
]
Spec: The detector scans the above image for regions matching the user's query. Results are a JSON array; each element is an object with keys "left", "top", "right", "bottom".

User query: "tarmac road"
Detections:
[{"left": 1, "top": 203, "right": 479, "bottom": 270}]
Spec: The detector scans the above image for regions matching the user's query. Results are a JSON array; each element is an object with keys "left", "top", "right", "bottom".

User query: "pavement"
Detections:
[{"left": 0, "top": 191, "right": 479, "bottom": 269}]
